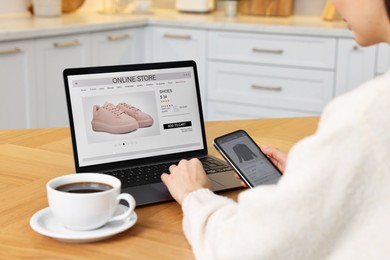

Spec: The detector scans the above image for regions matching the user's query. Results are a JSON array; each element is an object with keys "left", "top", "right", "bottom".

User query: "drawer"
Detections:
[
  {"left": 207, "top": 101, "right": 318, "bottom": 121},
  {"left": 151, "top": 26, "right": 207, "bottom": 61},
  {"left": 376, "top": 43, "right": 390, "bottom": 75},
  {"left": 91, "top": 27, "right": 145, "bottom": 66},
  {"left": 150, "top": 26, "right": 207, "bottom": 110},
  {"left": 208, "top": 31, "right": 336, "bottom": 69},
  {"left": 207, "top": 61, "right": 334, "bottom": 113}
]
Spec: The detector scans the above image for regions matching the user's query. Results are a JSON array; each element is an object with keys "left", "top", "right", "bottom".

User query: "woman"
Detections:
[{"left": 161, "top": 0, "right": 390, "bottom": 259}]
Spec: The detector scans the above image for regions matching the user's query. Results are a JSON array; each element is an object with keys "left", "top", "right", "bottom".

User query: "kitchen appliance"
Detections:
[{"left": 176, "top": 0, "right": 215, "bottom": 13}]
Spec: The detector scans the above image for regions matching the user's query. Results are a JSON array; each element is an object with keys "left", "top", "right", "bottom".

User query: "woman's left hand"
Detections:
[{"left": 161, "top": 158, "right": 211, "bottom": 205}]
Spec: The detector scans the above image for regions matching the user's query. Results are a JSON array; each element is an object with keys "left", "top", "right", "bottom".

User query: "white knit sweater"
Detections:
[{"left": 182, "top": 71, "right": 390, "bottom": 260}]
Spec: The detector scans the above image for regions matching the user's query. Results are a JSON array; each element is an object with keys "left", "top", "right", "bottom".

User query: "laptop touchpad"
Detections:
[
  {"left": 123, "top": 184, "right": 173, "bottom": 206},
  {"left": 210, "top": 179, "right": 226, "bottom": 191}
]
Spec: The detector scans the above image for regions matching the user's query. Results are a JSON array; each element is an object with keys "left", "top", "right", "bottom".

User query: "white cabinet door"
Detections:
[
  {"left": 91, "top": 27, "right": 145, "bottom": 66},
  {"left": 0, "top": 40, "right": 35, "bottom": 129},
  {"left": 150, "top": 26, "right": 207, "bottom": 114},
  {"left": 335, "top": 39, "right": 376, "bottom": 96},
  {"left": 35, "top": 34, "right": 91, "bottom": 127},
  {"left": 376, "top": 43, "right": 390, "bottom": 75}
]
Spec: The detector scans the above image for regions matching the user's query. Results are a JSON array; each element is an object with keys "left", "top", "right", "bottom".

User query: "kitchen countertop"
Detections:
[{"left": 0, "top": 8, "right": 352, "bottom": 42}]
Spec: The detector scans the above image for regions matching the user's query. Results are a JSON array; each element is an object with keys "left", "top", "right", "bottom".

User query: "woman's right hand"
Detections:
[{"left": 234, "top": 145, "right": 287, "bottom": 188}]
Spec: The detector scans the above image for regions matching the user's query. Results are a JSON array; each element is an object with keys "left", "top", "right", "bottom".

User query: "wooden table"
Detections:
[{"left": 0, "top": 117, "right": 319, "bottom": 259}]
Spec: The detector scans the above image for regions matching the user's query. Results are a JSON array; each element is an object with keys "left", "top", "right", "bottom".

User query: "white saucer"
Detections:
[{"left": 30, "top": 205, "right": 137, "bottom": 243}]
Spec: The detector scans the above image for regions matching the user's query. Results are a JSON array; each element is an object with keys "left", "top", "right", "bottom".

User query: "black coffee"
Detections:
[{"left": 56, "top": 182, "right": 113, "bottom": 194}]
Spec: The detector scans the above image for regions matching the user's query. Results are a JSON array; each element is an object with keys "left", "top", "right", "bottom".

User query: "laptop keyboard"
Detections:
[{"left": 103, "top": 157, "right": 232, "bottom": 188}]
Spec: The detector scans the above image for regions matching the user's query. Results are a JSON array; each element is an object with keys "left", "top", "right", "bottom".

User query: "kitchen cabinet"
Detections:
[
  {"left": 35, "top": 33, "right": 91, "bottom": 127},
  {"left": 207, "top": 61, "right": 333, "bottom": 119},
  {"left": 1, "top": 14, "right": 387, "bottom": 128},
  {"left": 208, "top": 31, "right": 336, "bottom": 69},
  {"left": 335, "top": 39, "right": 376, "bottom": 96},
  {"left": 207, "top": 101, "right": 317, "bottom": 120},
  {"left": 35, "top": 28, "right": 145, "bottom": 128},
  {"left": 0, "top": 40, "right": 36, "bottom": 129},
  {"left": 376, "top": 43, "right": 390, "bottom": 75},
  {"left": 91, "top": 27, "right": 145, "bottom": 66},
  {"left": 207, "top": 31, "right": 336, "bottom": 120},
  {"left": 149, "top": 26, "right": 207, "bottom": 113}
]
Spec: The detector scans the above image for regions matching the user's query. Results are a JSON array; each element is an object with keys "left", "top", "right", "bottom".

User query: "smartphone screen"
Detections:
[{"left": 214, "top": 130, "right": 281, "bottom": 188}]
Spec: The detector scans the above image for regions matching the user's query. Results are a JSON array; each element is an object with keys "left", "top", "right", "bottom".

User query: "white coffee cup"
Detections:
[{"left": 47, "top": 173, "right": 135, "bottom": 231}]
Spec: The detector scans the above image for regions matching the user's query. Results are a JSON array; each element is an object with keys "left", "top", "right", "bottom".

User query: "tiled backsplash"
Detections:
[{"left": 0, "top": 0, "right": 328, "bottom": 16}]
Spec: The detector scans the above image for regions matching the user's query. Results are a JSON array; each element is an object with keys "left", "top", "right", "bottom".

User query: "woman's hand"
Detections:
[
  {"left": 261, "top": 145, "right": 287, "bottom": 173},
  {"left": 161, "top": 158, "right": 211, "bottom": 205},
  {"left": 234, "top": 145, "right": 287, "bottom": 188}
]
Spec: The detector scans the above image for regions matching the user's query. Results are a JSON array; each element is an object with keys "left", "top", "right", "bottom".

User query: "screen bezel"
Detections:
[{"left": 63, "top": 60, "right": 207, "bottom": 173}]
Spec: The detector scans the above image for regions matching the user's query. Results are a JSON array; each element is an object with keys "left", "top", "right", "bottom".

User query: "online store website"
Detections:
[{"left": 67, "top": 67, "right": 204, "bottom": 167}]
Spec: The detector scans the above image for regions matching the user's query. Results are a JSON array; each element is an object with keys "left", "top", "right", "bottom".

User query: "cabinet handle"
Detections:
[
  {"left": 53, "top": 40, "right": 81, "bottom": 48},
  {"left": 163, "top": 33, "right": 192, "bottom": 40},
  {"left": 107, "top": 34, "right": 130, "bottom": 41},
  {"left": 0, "top": 47, "right": 22, "bottom": 55},
  {"left": 252, "top": 47, "right": 284, "bottom": 54},
  {"left": 252, "top": 84, "right": 283, "bottom": 91}
]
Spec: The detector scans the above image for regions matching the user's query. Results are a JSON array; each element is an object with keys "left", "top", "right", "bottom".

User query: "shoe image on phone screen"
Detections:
[{"left": 213, "top": 130, "right": 282, "bottom": 188}]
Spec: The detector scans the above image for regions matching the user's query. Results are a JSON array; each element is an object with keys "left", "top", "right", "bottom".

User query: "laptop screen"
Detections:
[{"left": 64, "top": 61, "right": 206, "bottom": 169}]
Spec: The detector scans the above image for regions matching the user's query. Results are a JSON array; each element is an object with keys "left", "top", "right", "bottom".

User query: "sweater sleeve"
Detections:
[{"left": 181, "top": 77, "right": 390, "bottom": 260}]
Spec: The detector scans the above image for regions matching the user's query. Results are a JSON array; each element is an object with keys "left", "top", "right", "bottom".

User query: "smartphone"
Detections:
[{"left": 213, "top": 130, "right": 282, "bottom": 188}]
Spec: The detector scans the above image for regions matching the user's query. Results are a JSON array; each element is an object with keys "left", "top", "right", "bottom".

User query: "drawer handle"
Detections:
[
  {"left": 0, "top": 47, "right": 22, "bottom": 55},
  {"left": 163, "top": 33, "right": 192, "bottom": 40},
  {"left": 53, "top": 40, "right": 81, "bottom": 48},
  {"left": 108, "top": 34, "right": 130, "bottom": 41},
  {"left": 252, "top": 47, "right": 284, "bottom": 54},
  {"left": 252, "top": 84, "right": 283, "bottom": 92}
]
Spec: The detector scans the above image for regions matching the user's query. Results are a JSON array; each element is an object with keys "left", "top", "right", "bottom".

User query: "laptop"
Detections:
[{"left": 63, "top": 60, "right": 241, "bottom": 206}]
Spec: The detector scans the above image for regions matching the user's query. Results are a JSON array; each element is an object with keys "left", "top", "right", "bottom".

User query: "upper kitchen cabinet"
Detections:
[
  {"left": 0, "top": 40, "right": 36, "bottom": 129},
  {"left": 35, "top": 33, "right": 91, "bottom": 128},
  {"left": 91, "top": 27, "right": 145, "bottom": 66},
  {"left": 376, "top": 43, "right": 390, "bottom": 75},
  {"left": 149, "top": 26, "right": 207, "bottom": 112}
]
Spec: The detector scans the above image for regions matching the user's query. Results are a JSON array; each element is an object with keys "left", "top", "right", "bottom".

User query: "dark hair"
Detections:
[{"left": 386, "top": 0, "right": 390, "bottom": 19}]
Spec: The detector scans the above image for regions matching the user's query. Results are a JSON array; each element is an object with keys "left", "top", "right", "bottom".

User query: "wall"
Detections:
[{"left": 0, "top": 0, "right": 328, "bottom": 16}]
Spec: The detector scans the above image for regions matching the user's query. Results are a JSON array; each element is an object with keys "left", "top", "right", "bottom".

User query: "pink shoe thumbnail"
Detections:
[
  {"left": 117, "top": 103, "right": 153, "bottom": 128},
  {"left": 91, "top": 102, "right": 139, "bottom": 134}
]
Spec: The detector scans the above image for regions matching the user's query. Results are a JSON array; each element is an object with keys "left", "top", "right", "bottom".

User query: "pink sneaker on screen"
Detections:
[
  {"left": 117, "top": 103, "right": 153, "bottom": 128},
  {"left": 91, "top": 102, "right": 139, "bottom": 134}
]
